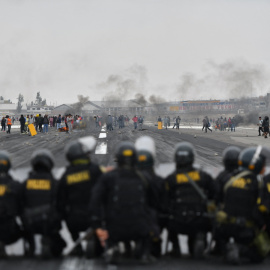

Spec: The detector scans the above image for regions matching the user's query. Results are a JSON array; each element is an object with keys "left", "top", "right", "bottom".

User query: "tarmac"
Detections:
[{"left": 1, "top": 121, "right": 270, "bottom": 269}]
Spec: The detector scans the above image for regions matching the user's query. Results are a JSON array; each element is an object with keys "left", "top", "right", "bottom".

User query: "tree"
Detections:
[
  {"left": 16, "top": 94, "right": 24, "bottom": 113},
  {"left": 35, "top": 92, "right": 47, "bottom": 106},
  {"left": 36, "top": 92, "right": 42, "bottom": 105}
]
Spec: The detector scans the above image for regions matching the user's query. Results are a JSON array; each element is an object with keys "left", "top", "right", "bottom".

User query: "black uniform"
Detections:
[
  {"left": 57, "top": 161, "right": 102, "bottom": 241},
  {"left": 215, "top": 169, "right": 238, "bottom": 206},
  {"left": 140, "top": 168, "right": 164, "bottom": 257},
  {"left": 165, "top": 166, "right": 215, "bottom": 256},
  {"left": 259, "top": 173, "right": 270, "bottom": 234},
  {"left": 21, "top": 170, "right": 65, "bottom": 257},
  {"left": 0, "top": 174, "right": 22, "bottom": 247},
  {"left": 91, "top": 167, "right": 157, "bottom": 255},
  {"left": 216, "top": 170, "right": 265, "bottom": 262}
]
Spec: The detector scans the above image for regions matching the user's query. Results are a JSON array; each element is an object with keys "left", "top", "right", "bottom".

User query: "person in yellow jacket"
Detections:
[{"left": 6, "top": 115, "right": 12, "bottom": 134}]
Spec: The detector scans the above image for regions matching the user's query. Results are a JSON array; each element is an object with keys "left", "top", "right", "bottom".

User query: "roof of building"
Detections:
[
  {"left": 52, "top": 104, "right": 73, "bottom": 109},
  {"left": 88, "top": 99, "right": 146, "bottom": 108}
]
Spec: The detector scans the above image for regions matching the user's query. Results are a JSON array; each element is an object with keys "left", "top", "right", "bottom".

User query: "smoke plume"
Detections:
[
  {"left": 149, "top": 95, "right": 166, "bottom": 104},
  {"left": 71, "top": 95, "right": 89, "bottom": 115},
  {"left": 97, "top": 64, "right": 148, "bottom": 102},
  {"left": 134, "top": 93, "right": 147, "bottom": 106},
  {"left": 176, "top": 59, "right": 268, "bottom": 100}
]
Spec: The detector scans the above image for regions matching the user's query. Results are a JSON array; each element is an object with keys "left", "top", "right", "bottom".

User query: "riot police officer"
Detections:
[
  {"left": 215, "top": 146, "right": 241, "bottom": 206},
  {"left": 215, "top": 146, "right": 267, "bottom": 264},
  {"left": 0, "top": 151, "right": 22, "bottom": 258},
  {"left": 135, "top": 136, "right": 164, "bottom": 258},
  {"left": 164, "top": 142, "right": 215, "bottom": 259},
  {"left": 57, "top": 136, "right": 103, "bottom": 257},
  {"left": 211, "top": 146, "right": 241, "bottom": 255},
  {"left": 21, "top": 149, "right": 66, "bottom": 258},
  {"left": 91, "top": 141, "right": 157, "bottom": 264}
]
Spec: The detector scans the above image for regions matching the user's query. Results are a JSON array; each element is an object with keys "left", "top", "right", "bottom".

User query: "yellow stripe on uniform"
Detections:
[
  {"left": 176, "top": 171, "right": 200, "bottom": 184},
  {"left": 0, "top": 185, "right": 7, "bottom": 196},
  {"left": 26, "top": 180, "right": 51, "bottom": 190},
  {"left": 231, "top": 178, "right": 247, "bottom": 189},
  {"left": 267, "top": 183, "right": 270, "bottom": 193},
  {"left": 67, "top": 171, "right": 90, "bottom": 185}
]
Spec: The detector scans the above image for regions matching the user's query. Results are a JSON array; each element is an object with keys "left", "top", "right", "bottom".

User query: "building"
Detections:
[
  {"left": 26, "top": 105, "right": 54, "bottom": 115},
  {"left": 51, "top": 104, "right": 73, "bottom": 116}
]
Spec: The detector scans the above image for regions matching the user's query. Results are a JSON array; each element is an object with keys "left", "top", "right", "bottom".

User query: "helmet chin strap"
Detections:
[{"left": 250, "top": 145, "right": 262, "bottom": 166}]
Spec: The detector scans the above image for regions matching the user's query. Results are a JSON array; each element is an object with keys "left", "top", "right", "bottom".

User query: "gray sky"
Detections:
[{"left": 0, "top": 0, "right": 270, "bottom": 104}]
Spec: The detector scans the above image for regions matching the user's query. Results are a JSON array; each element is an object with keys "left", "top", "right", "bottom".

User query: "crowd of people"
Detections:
[
  {"left": 258, "top": 116, "right": 270, "bottom": 138},
  {"left": 0, "top": 114, "right": 86, "bottom": 135},
  {"left": 1, "top": 135, "right": 270, "bottom": 265},
  {"left": 157, "top": 116, "right": 181, "bottom": 130},
  {"left": 95, "top": 115, "right": 131, "bottom": 130},
  {"left": 202, "top": 116, "right": 237, "bottom": 133}
]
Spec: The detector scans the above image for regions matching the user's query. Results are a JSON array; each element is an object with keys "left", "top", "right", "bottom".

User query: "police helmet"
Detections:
[
  {"left": 238, "top": 146, "right": 266, "bottom": 174},
  {"left": 31, "top": 149, "right": 54, "bottom": 171},
  {"left": 65, "top": 141, "right": 87, "bottom": 162},
  {"left": 135, "top": 136, "right": 156, "bottom": 168},
  {"left": 222, "top": 146, "right": 241, "bottom": 170},
  {"left": 115, "top": 141, "right": 137, "bottom": 167},
  {"left": 0, "top": 150, "right": 11, "bottom": 173},
  {"left": 174, "top": 142, "right": 195, "bottom": 168}
]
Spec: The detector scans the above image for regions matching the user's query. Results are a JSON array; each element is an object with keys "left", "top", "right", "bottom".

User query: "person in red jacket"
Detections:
[{"left": 132, "top": 115, "right": 138, "bottom": 130}]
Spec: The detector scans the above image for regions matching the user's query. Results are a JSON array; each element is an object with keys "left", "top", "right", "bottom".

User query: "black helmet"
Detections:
[
  {"left": 65, "top": 141, "right": 87, "bottom": 162},
  {"left": 135, "top": 136, "right": 156, "bottom": 169},
  {"left": 222, "top": 146, "right": 241, "bottom": 170},
  {"left": 115, "top": 141, "right": 136, "bottom": 167},
  {"left": 66, "top": 137, "right": 96, "bottom": 163},
  {"left": 238, "top": 146, "right": 265, "bottom": 174},
  {"left": 31, "top": 149, "right": 54, "bottom": 172},
  {"left": 174, "top": 142, "right": 195, "bottom": 168},
  {"left": 0, "top": 150, "right": 11, "bottom": 173},
  {"left": 137, "top": 150, "right": 154, "bottom": 169}
]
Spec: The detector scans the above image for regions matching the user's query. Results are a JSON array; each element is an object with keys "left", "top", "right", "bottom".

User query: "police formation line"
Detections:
[{"left": 1, "top": 137, "right": 270, "bottom": 265}]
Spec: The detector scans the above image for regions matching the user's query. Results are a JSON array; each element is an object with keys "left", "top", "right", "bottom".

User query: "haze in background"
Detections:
[{"left": 0, "top": 0, "right": 269, "bottom": 104}]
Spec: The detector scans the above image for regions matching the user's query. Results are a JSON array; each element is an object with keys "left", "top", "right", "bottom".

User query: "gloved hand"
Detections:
[{"left": 96, "top": 228, "right": 109, "bottom": 247}]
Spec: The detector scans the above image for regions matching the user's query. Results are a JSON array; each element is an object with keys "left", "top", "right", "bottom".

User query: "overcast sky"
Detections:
[{"left": 0, "top": 0, "right": 270, "bottom": 105}]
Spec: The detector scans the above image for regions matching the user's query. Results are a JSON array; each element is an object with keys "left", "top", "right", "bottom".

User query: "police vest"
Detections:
[{"left": 169, "top": 171, "right": 207, "bottom": 216}]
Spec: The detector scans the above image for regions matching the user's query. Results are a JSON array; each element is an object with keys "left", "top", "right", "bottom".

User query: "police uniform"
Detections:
[
  {"left": 57, "top": 160, "right": 102, "bottom": 240},
  {"left": 163, "top": 141, "right": 215, "bottom": 258},
  {"left": 215, "top": 146, "right": 267, "bottom": 264},
  {"left": 135, "top": 136, "right": 165, "bottom": 258},
  {"left": 0, "top": 173, "right": 22, "bottom": 256},
  {"left": 165, "top": 166, "right": 215, "bottom": 257},
  {"left": 21, "top": 149, "right": 65, "bottom": 257},
  {"left": 91, "top": 142, "right": 156, "bottom": 263},
  {"left": 215, "top": 146, "right": 241, "bottom": 206},
  {"left": 57, "top": 138, "right": 103, "bottom": 256}
]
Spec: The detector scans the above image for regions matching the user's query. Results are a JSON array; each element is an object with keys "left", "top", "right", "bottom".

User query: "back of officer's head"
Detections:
[
  {"left": 115, "top": 141, "right": 137, "bottom": 168},
  {"left": 174, "top": 142, "right": 195, "bottom": 169},
  {"left": 135, "top": 136, "right": 155, "bottom": 169},
  {"left": 0, "top": 150, "right": 11, "bottom": 174},
  {"left": 31, "top": 149, "right": 54, "bottom": 172},
  {"left": 222, "top": 146, "right": 241, "bottom": 171},
  {"left": 65, "top": 136, "right": 96, "bottom": 164},
  {"left": 238, "top": 146, "right": 266, "bottom": 175}
]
